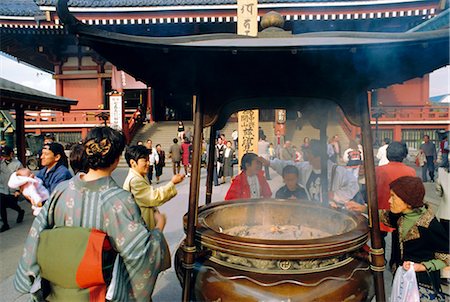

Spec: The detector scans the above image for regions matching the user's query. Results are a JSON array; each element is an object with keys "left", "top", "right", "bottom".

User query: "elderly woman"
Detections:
[
  {"left": 380, "top": 176, "right": 449, "bottom": 301},
  {"left": 225, "top": 152, "right": 272, "bottom": 200},
  {"left": 14, "top": 127, "right": 169, "bottom": 301}
]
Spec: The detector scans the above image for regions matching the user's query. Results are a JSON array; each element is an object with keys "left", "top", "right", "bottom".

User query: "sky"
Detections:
[
  {"left": 0, "top": 52, "right": 449, "bottom": 98},
  {"left": 0, "top": 54, "right": 55, "bottom": 95}
]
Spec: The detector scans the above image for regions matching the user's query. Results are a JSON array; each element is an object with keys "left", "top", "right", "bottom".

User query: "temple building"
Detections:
[{"left": 0, "top": 0, "right": 448, "bottom": 148}]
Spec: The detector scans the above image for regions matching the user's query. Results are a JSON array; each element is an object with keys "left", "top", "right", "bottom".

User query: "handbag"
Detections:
[
  {"left": 390, "top": 265, "right": 420, "bottom": 302},
  {"left": 415, "top": 156, "right": 420, "bottom": 167}
]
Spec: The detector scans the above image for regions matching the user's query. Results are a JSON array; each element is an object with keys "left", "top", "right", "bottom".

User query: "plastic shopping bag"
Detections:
[{"left": 390, "top": 263, "right": 420, "bottom": 302}]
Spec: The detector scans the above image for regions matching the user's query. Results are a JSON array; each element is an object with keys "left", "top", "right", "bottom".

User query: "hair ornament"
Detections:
[{"left": 85, "top": 138, "right": 112, "bottom": 156}]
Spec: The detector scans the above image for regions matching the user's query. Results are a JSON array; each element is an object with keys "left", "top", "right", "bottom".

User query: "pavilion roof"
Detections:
[
  {"left": 0, "top": 0, "right": 42, "bottom": 17},
  {"left": 37, "top": 0, "right": 430, "bottom": 7},
  {"left": 56, "top": 0, "right": 449, "bottom": 127},
  {"left": 0, "top": 0, "right": 432, "bottom": 14},
  {"left": 0, "top": 77, "right": 77, "bottom": 112}
]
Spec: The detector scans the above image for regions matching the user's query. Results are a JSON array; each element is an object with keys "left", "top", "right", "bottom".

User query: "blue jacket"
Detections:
[{"left": 35, "top": 163, "right": 72, "bottom": 193}]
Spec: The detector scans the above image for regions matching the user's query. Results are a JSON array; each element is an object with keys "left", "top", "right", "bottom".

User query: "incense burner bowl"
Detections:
[{"left": 175, "top": 199, "right": 374, "bottom": 302}]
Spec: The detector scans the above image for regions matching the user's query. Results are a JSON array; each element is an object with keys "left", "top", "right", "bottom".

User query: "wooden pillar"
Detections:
[
  {"left": 359, "top": 92, "right": 386, "bottom": 302},
  {"left": 182, "top": 95, "right": 204, "bottom": 302},
  {"left": 15, "top": 107, "right": 26, "bottom": 166},
  {"left": 55, "top": 64, "right": 63, "bottom": 97},
  {"left": 393, "top": 126, "right": 402, "bottom": 142},
  {"left": 205, "top": 126, "right": 216, "bottom": 205},
  {"left": 81, "top": 128, "right": 88, "bottom": 140},
  {"left": 147, "top": 87, "right": 153, "bottom": 123}
]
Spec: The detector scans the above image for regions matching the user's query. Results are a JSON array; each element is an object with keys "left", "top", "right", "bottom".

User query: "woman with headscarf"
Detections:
[
  {"left": 225, "top": 153, "right": 272, "bottom": 200},
  {"left": 15, "top": 127, "right": 169, "bottom": 301},
  {"left": 380, "top": 176, "right": 449, "bottom": 301}
]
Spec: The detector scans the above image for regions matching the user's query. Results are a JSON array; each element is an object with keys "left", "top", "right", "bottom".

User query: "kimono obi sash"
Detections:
[{"left": 37, "top": 227, "right": 116, "bottom": 302}]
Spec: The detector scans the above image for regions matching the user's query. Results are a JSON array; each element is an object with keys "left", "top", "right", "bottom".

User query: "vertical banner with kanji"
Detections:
[
  {"left": 109, "top": 94, "right": 123, "bottom": 130},
  {"left": 237, "top": 0, "right": 258, "bottom": 37},
  {"left": 238, "top": 110, "right": 259, "bottom": 167}
]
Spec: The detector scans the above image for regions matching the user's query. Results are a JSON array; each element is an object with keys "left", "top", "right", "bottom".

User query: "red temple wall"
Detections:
[
  {"left": 376, "top": 76, "right": 429, "bottom": 106},
  {"left": 62, "top": 79, "right": 102, "bottom": 110}
]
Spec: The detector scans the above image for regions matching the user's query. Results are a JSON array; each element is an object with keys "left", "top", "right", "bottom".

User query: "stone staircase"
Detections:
[
  {"left": 217, "top": 121, "right": 276, "bottom": 145},
  {"left": 119, "top": 121, "right": 194, "bottom": 168},
  {"left": 119, "top": 120, "right": 277, "bottom": 167},
  {"left": 131, "top": 121, "right": 194, "bottom": 150}
]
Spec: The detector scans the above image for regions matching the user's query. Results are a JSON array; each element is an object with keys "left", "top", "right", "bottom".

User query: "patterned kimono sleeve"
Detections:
[
  {"left": 14, "top": 200, "right": 52, "bottom": 293},
  {"left": 104, "top": 192, "right": 166, "bottom": 301}
]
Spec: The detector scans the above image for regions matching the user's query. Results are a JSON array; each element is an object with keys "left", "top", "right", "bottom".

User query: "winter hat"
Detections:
[{"left": 389, "top": 176, "right": 425, "bottom": 208}]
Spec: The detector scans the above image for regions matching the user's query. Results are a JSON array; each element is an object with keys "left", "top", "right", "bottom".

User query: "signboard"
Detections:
[
  {"left": 237, "top": 1, "right": 259, "bottom": 167},
  {"left": 109, "top": 94, "right": 123, "bottom": 130},
  {"left": 237, "top": 0, "right": 258, "bottom": 37},
  {"left": 275, "top": 109, "right": 286, "bottom": 124},
  {"left": 238, "top": 110, "right": 259, "bottom": 164}
]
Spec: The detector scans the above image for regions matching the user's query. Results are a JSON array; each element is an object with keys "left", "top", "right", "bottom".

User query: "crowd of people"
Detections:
[
  {"left": 222, "top": 133, "right": 449, "bottom": 301},
  {"left": 0, "top": 125, "right": 448, "bottom": 301},
  {"left": 1, "top": 126, "right": 188, "bottom": 301}
]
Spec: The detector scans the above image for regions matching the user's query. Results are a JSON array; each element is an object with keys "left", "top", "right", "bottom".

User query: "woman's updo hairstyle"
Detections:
[{"left": 83, "top": 127, "right": 125, "bottom": 170}]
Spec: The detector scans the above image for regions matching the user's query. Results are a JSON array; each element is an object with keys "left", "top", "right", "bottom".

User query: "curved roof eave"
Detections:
[{"left": 0, "top": 78, "right": 77, "bottom": 112}]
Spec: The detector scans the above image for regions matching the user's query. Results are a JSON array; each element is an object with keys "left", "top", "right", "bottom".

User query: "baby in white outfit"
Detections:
[{"left": 8, "top": 168, "right": 50, "bottom": 216}]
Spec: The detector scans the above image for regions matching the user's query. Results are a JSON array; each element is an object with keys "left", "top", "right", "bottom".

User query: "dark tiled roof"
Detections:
[
  {"left": 36, "top": 0, "right": 382, "bottom": 7},
  {"left": 0, "top": 0, "right": 41, "bottom": 17},
  {"left": 0, "top": 77, "right": 77, "bottom": 112}
]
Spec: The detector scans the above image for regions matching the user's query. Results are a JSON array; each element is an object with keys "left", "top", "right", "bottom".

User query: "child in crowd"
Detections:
[
  {"left": 123, "top": 145, "right": 184, "bottom": 229},
  {"left": 8, "top": 168, "right": 49, "bottom": 216},
  {"left": 268, "top": 143, "right": 276, "bottom": 160},
  {"left": 275, "top": 165, "right": 309, "bottom": 200}
]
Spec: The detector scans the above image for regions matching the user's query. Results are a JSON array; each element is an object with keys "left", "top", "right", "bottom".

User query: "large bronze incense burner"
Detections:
[{"left": 175, "top": 199, "right": 374, "bottom": 301}]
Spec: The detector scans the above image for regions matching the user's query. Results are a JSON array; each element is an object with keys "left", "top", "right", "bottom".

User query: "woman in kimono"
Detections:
[
  {"left": 14, "top": 127, "right": 169, "bottom": 302},
  {"left": 381, "top": 176, "right": 449, "bottom": 301}
]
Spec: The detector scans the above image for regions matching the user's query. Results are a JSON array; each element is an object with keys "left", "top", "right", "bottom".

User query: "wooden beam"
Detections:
[{"left": 52, "top": 73, "right": 111, "bottom": 80}]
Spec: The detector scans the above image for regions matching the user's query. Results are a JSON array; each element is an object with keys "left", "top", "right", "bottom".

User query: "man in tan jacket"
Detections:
[{"left": 123, "top": 145, "right": 184, "bottom": 229}]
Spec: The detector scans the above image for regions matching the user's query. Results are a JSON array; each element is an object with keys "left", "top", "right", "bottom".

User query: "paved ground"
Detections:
[{"left": 0, "top": 164, "right": 444, "bottom": 302}]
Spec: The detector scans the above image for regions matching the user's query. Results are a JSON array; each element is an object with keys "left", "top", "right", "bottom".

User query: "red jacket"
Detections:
[
  {"left": 225, "top": 170, "right": 272, "bottom": 201},
  {"left": 376, "top": 161, "right": 416, "bottom": 231}
]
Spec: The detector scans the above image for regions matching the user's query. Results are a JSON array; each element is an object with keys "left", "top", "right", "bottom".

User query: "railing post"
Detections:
[
  {"left": 206, "top": 125, "right": 216, "bottom": 205},
  {"left": 182, "top": 95, "right": 204, "bottom": 302},
  {"left": 360, "top": 93, "right": 386, "bottom": 302}
]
